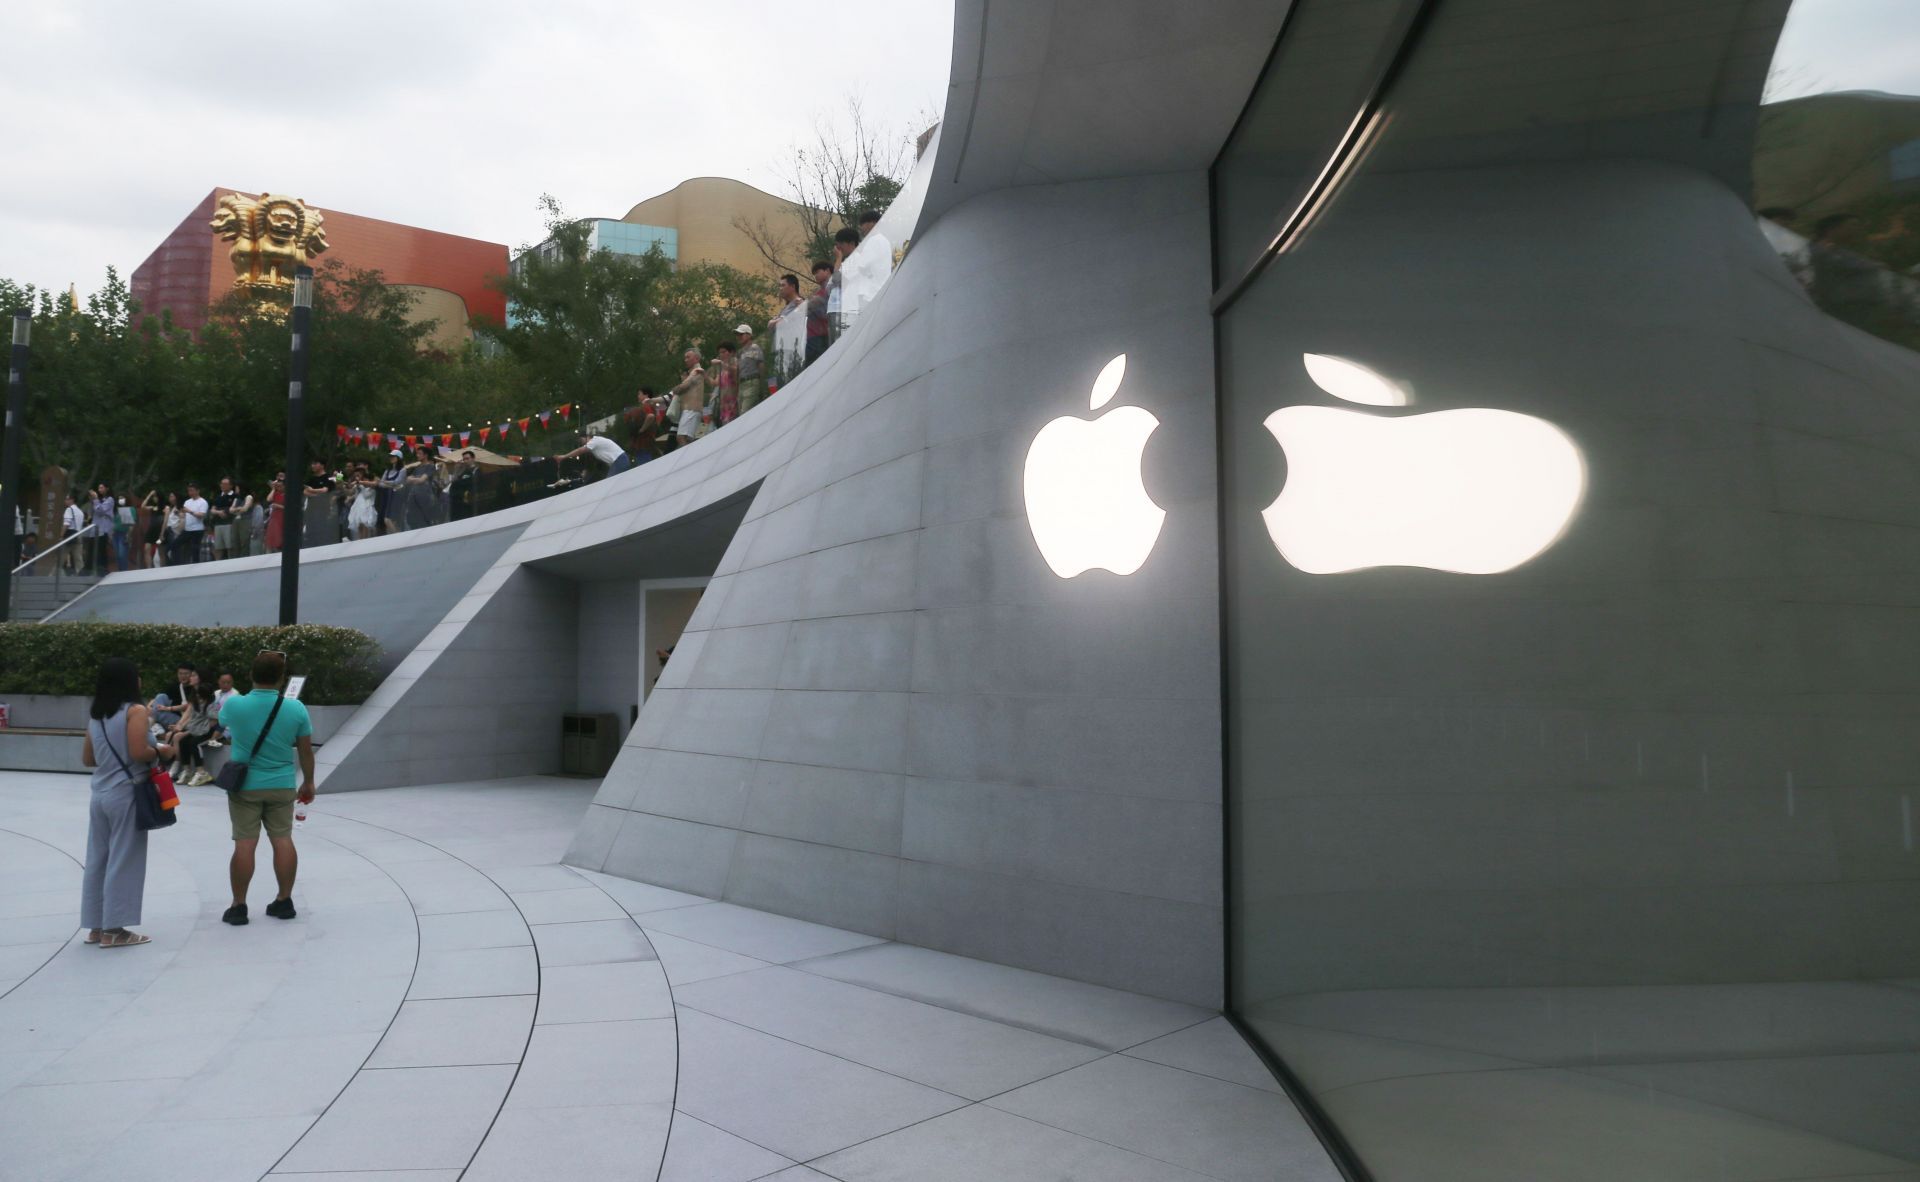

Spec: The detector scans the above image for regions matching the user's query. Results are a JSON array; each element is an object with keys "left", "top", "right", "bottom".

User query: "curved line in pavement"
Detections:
[
  {"left": 256, "top": 820, "right": 427, "bottom": 1179},
  {"left": 0, "top": 824, "right": 85, "bottom": 1002},
  {"left": 293, "top": 810, "right": 671, "bottom": 1181}
]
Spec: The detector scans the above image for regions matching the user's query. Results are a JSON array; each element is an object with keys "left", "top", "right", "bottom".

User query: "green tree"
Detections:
[
  {"left": 0, "top": 261, "right": 539, "bottom": 507},
  {"left": 735, "top": 98, "right": 916, "bottom": 276},
  {"left": 191, "top": 260, "right": 437, "bottom": 480},
  {"left": 481, "top": 197, "right": 776, "bottom": 411},
  {"left": 0, "top": 268, "right": 198, "bottom": 496}
]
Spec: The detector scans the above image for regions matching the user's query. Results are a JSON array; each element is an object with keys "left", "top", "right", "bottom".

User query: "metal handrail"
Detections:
[
  {"left": 6, "top": 524, "right": 98, "bottom": 623},
  {"left": 9, "top": 522, "right": 92, "bottom": 577}
]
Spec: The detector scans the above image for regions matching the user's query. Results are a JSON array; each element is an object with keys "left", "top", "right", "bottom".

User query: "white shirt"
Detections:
[
  {"left": 582, "top": 436, "right": 625, "bottom": 467},
  {"left": 62, "top": 504, "right": 86, "bottom": 533},
  {"left": 183, "top": 496, "right": 209, "bottom": 531},
  {"left": 844, "top": 230, "right": 893, "bottom": 316}
]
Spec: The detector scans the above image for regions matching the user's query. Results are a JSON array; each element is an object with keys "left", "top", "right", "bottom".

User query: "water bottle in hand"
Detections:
[{"left": 294, "top": 801, "right": 308, "bottom": 829}]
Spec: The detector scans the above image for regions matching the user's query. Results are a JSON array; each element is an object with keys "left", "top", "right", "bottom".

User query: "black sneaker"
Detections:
[
  {"left": 222, "top": 904, "right": 249, "bottom": 925},
  {"left": 265, "top": 898, "right": 296, "bottom": 920}
]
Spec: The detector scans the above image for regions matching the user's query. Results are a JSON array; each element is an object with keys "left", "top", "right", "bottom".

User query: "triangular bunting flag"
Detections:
[
  {"left": 478, "top": 427, "right": 491, "bottom": 443},
  {"left": 405, "top": 434, "right": 418, "bottom": 449},
  {"left": 460, "top": 431, "right": 471, "bottom": 446},
  {"left": 539, "top": 411, "right": 551, "bottom": 428},
  {"left": 439, "top": 433, "right": 453, "bottom": 449},
  {"left": 369, "top": 432, "right": 383, "bottom": 449},
  {"left": 335, "top": 425, "right": 348, "bottom": 440},
  {"left": 517, "top": 417, "right": 531, "bottom": 434},
  {"left": 559, "top": 403, "right": 572, "bottom": 419}
]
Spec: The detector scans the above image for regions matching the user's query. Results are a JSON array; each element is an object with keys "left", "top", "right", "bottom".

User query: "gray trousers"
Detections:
[{"left": 81, "top": 784, "right": 147, "bottom": 930}]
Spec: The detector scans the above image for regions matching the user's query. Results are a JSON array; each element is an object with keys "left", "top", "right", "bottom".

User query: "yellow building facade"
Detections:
[{"left": 619, "top": 176, "right": 810, "bottom": 277}]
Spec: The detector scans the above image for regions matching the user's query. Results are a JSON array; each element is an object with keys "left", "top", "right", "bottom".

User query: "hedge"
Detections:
[{"left": 0, "top": 623, "right": 381, "bottom": 706}]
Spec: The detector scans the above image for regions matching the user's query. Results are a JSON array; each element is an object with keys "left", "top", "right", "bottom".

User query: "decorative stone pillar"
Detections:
[{"left": 31, "top": 466, "right": 67, "bottom": 575}]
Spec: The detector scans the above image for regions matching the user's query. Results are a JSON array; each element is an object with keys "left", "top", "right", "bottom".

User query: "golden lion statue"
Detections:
[{"left": 210, "top": 192, "right": 329, "bottom": 292}]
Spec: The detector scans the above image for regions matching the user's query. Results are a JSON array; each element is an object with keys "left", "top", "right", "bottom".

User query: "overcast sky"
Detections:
[
  {"left": 0, "top": 0, "right": 953, "bottom": 296},
  {"left": 5, "top": 1, "right": 1914, "bottom": 297},
  {"left": 1765, "top": 0, "right": 1920, "bottom": 101}
]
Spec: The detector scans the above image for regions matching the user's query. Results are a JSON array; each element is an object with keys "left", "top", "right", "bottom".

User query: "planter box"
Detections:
[
  {"left": 0, "top": 694, "right": 89, "bottom": 731},
  {"left": 0, "top": 695, "right": 358, "bottom": 744},
  {"left": 0, "top": 731, "right": 86, "bottom": 773}
]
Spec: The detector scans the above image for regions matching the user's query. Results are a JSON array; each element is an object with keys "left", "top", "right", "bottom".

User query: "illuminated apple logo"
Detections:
[
  {"left": 1023, "top": 354, "right": 1166, "bottom": 577},
  {"left": 1262, "top": 354, "right": 1585, "bottom": 574}
]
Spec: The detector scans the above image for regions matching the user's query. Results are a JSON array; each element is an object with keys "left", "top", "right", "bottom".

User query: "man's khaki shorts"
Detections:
[{"left": 230, "top": 789, "right": 298, "bottom": 841}]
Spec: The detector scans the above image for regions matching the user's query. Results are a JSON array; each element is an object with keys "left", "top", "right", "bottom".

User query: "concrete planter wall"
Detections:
[{"left": 0, "top": 696, "right": 357, "bottom": 772}]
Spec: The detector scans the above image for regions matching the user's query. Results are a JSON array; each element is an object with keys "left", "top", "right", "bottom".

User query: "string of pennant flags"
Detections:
[{"left": 334, "top": 403, "right": 574, "bottom": 453}]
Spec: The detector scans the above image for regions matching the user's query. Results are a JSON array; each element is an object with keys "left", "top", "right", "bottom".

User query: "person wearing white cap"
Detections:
[
  {"left": 735, "top": 324, "right": 766, "bottom": 416},
  {"left": 377, "top": 449, "right": 407, "bottom": 534}
]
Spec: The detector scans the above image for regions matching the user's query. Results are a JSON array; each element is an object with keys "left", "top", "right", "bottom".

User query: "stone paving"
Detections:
[{"left": 0, "top": 773, "right": 1335, "bottom": 1181}]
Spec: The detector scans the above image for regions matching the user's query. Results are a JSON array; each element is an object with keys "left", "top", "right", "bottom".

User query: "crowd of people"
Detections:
[
  {"left": 145, "top": 661, "right": 240, "bottom": 786},
  {"left": 22, "top": 446, "right": 506, "bottom": 576},
  {"left": 15, "top": 211, "right": 903, "bottom": 577},
  {"left": 604, "top": 209, "right": 895, "bottom": 460},
  {"left": 772, "top": 207, "right": 894, "bottom": 379}
]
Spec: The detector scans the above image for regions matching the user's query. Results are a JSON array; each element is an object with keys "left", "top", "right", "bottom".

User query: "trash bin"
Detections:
[{"left": 561, "top": 713, "right": 620, "bottom": 776}]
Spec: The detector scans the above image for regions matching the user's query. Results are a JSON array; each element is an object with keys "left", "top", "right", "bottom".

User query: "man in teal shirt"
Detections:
[{"left": 217, "top": 650, "right": 315, "bottom": 925}]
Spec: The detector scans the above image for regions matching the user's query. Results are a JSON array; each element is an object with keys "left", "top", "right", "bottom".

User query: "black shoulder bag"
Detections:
[
  {"left": 213, "top": 692, "right": 286, "bottom": 794},
  {"left": 100, "top": 719, "right": 176, "bottom": 831}
]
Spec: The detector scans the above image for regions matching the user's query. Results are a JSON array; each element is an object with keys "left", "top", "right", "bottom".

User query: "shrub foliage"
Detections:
[{"left": 0, "top": 623, "right": 381, "bottom": 705}]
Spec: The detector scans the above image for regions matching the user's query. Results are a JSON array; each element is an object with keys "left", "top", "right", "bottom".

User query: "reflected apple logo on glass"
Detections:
[
  {"left": 1023, "top": 354, "right": 1167, "bottom": 578},
  {"left": 1262, "top": 354, "right": 1586, "bottom": 575}
]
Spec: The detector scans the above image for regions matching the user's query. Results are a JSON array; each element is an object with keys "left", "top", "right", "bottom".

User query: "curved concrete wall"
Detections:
[
  {"left": 567, "top": 169, "right": 1224, "bottom": 1005},
  {"left": 54, "top": 523, "right": 523, "bottom": 671}
]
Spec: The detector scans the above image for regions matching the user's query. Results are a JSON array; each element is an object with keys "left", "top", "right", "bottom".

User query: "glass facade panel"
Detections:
[
  {"left": 593, "top": 220, "right": 678, "bottom": 262},
  {"left": 1218, "top": 2, "right": 1920, "bottom": 1178},
  {"left": 1756, "top": 4, "right": 1920, "bottom": 352},
  {"left": 1210, "top": 0, "right": 1423, "bottom": 283}
]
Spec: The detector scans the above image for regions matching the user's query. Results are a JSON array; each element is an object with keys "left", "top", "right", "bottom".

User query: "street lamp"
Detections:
[
  {"left": 0, "top": 311, "right": 31, "bottom": 623},
  {"left": 278, "top": 268, "right": 313, "bottom": 626}
]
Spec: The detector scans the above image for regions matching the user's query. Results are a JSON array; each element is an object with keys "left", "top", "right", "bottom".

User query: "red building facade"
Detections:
[{"left": 131, "top": 188, "right": 508, "bottom": 338}]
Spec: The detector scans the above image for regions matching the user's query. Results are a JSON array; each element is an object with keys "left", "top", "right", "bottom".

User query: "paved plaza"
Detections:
[{"left": 0, "top": 773, "right": 1331, "bottom": 1182}]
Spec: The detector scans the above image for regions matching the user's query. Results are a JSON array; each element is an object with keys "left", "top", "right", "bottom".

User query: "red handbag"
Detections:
[
  {"left": 152, "top": 767, "right": 179, "bottom": 810},
  {"left": 98, "top": 719, "right": 179, "bottom": 830}
]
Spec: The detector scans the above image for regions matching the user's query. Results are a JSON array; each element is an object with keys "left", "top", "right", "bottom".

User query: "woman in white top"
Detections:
[
  {"left": 346, "top": 463, "right": 380, "bottom": 539},
  {"left": 60, "top": 493, "right": 87, "bottom": 573},
  {"left": 160, "top": 493, "right": 184, "bottom": 567}
]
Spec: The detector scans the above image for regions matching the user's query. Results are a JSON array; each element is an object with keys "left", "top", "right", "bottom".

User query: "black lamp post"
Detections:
[
  {"left": 278, "top": 268, "right": 313, "bottom": 626},
  {"left": 0, "top": 311, "right": 31, "bottom": 623}
]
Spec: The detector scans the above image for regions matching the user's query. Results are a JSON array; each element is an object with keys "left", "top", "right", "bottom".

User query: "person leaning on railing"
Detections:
[{"left": 804, "top": 261, "right": 833, "bottom": 368}]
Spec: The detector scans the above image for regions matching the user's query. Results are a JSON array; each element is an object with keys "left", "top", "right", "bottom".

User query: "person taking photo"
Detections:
[{"left": 217, "top": 650, "right": 315, "bottom": 926}]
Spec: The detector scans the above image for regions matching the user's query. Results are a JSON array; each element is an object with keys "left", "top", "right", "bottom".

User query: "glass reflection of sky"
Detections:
[{"left": 1765, "top": 0, "right": 1920, "bottom": 101}]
